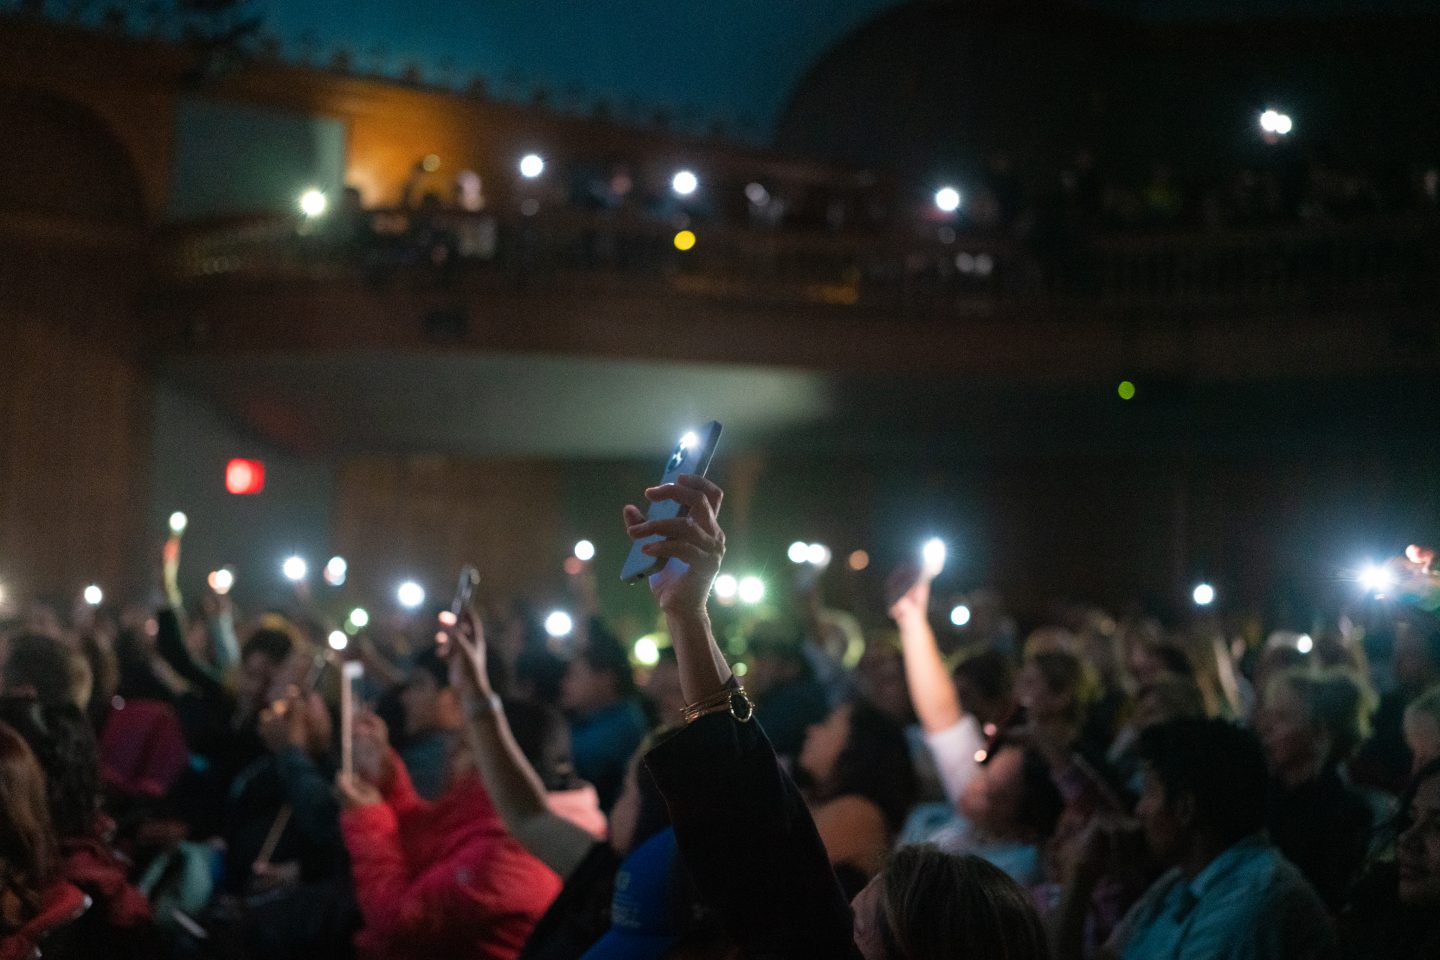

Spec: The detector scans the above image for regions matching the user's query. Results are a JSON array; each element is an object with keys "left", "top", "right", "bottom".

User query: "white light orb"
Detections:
[
  {"left": 519, "top": 153, "right": 545, "bottom": 179},
  {"left": 935, "top": 187, "right": 962, "bottom": 213},
  {"left": 83, "top": 584, "right": 103, "bottom": 606},
  {"left": 805, "top": 543, "right": 831, "bottom": 567},
  {"left": 299, "top": 189, "right": 328, "bottom": 217},
  {"left": 574, "top": 540, "right": 596, "bottom": 562},
  {"left": 168, "top": 511, "right": 189, "bottom": 534},
  {"left": 1296, "top": 634, "right": 1314, "bottom": 655},
  {"left": 348, "top": 607, "right": 370, "bottom": 629},
  {"left": 950, "top": 604, "right": 971, "bottom": 627},
  {"left": 671, "top": 170, "right": 698, "bottom": 196},
  {"left": 208, "top": 569, "right": 235, "bottom": 595},
  {"left": 544, "top": 610, "right": 574, "bottom": 638},
  {"left": 1358, "top": 563, "right": 1394, "bottom": 594},
  {"left": 1192, "top": 583, "right": 1216, "bottom": 607},
  {"left": 324, "top": 556, "right": 348, "bottom": 586},
  {"left": 397, "top": 581, "right": 425, "bottom": 609},
  {"left": 634, "top": 635, "right": 661, "bottom": 667},
  {"left": 787, "top": 541, "right": 809, "bottom": 564},
  {"left": 737, "top": 576, "right": 765, "bottom": 605},
  {"left": 328, "top": 630, "right": 348, "bottom": 651},
  {"left": 714, "top": 574, "right": 738, "bottom": 600},
  {"left": 282, "top": 556, "right": 308, "bottom": 582}
]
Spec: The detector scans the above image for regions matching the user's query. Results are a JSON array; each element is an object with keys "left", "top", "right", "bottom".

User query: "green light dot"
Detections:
[{"left": 1117, "top": 380, "right": 1136, "bottom": 400}]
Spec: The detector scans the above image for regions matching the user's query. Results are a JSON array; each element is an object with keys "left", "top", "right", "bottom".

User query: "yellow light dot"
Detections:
[
  {"left": 673, "top": 230, "right": 697, "bottom": 252},
  {"left": 1117, "top": 380, "right": 1136, "bottom": 400}
]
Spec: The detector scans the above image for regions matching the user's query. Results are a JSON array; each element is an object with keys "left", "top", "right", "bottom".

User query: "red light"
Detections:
[{"left": 225, "top": 459, "right": 265, "bottom": 495}]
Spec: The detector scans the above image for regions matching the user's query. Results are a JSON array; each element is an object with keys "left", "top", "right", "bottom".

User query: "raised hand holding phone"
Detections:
[{"left": 620, "top": 422, "right": 722, "bottom": 583}]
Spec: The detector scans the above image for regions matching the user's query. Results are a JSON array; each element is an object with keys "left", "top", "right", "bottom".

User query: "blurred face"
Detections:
[
  {"left": 238, "top": 652, "right": 280, "bottom": 712},
  {"left": 561, "top": 658, "right": 616, "bottom": 715},
  {"left": 644, "top": 660, "right": 686, "bottom": 723},
  {"left": 744, "top": 653, "right": 798, "bottom": 700},
  {"left": 1017, "top": 661, "right": 1068, "bottom": 725},
  {"left": 402, "top": 671, "right": 446, "bottom": 737},
  {"left": 850, "top": 873, "right": 888, "bottom": 960},
  {"left": 1397, "top": 775, "right": 1440, "bottom": 907},
  {"left": 1128, "top": 647, "right": 1168, "bottom": 688},
  {"left": 959, "top": 746, "right": 1026, "bottom": 836},
  {"left": 858, "top": 651, "right": 910, "bottom": 725},
  {"left": 1406, "top": 713, "right": 1440, "bottom": 776},
  {"left": 1135, "top": 765, "right": 1187, "bottom": 865},
  {"left": 800, "top": 704, "right": 852, "bottom": 787},
  {"left": 1395, "top": 625, "right": 1440, "bottom": 694},
  {"left": 1258, "top": 684, "right": 1322, "bottom": 783}
]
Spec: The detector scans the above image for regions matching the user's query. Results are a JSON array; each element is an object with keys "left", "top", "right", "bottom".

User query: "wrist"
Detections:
[{"left": 662, "top": 607, "right": 711, "bottom": 634}]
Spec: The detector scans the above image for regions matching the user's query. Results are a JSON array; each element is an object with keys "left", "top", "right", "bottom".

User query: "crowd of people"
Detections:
[{"left": 2, "top": 478, "right": 1439, "bottom": 960}]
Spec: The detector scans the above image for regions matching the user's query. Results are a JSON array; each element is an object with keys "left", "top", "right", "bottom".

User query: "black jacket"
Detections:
[{"left": 644, "top": 712, "right": 862, "bottom": 960}]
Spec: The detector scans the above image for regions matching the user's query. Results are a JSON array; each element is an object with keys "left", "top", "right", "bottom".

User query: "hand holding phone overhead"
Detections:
[{"left": 620, "top": 421, "right": 722, "bottom": 583}]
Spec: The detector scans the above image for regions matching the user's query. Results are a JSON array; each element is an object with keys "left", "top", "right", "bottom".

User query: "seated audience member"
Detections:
[
  {"left": 1066, "top": 718, "right": 1335, "bottom": 960},
  {"left": 1404, "top": 684, "right": 1440, "bottom": 774},
  {"left": 888, "top": 571, "right": 1062, "bottom": 885},
  {"left": 855, "top": 635, "right": 944, "bottom": 802},
  {"left": 336, "top": 707, "right": 562, "bottom": 960},
  {"left": 443, "top": 610, "right": 711, "bottom": 960},
  {"left": 796, "top": 700, "right": 918, "bottom": 891},
  {"left": 623, "top": 474, "right": 1050, "bottom": 959},
  {"left": 398, "top": 647, "right": 462, "bottom": 800},
  {"left": 1259, "top": 667, "right": 1376, "bottom": 910},
  {"left": 0, "top": 699, "right": 159, "bottom": 958},
  {"left": 740, "top": 620, "right": 831, "bottom": 765},
  {"left": 641, "top": 644, "right": 686, "bottom": 724},
  {"left": 953, "top": 648, "right": 1020, "bottom": 734},
  {"left": 1352, "top": 614, "right": 1440, "bottom": 793},
  {"left": 0, "top": 721, "right": 96, "bottom": 959},
  {"left": 220, "top": 656, "right": 358, "bottom": 960},
  {"left": 1339, "top": 758, "right": 1440, "bottom": 960},
  {"left": 562, "top": 634, "right": 650, "bottom": 811},
  {"left": 1107, "top": 676, "right": 1208, "bottom": 796},
  {"left": 99, "top": 628, "right": 188, "bottom": 805},
  {"left": 1018, "top": 649, "right": 1103, "bottom": 759},
  {"left": 0, "top": 633, "right": 86, "bottom": 709}
]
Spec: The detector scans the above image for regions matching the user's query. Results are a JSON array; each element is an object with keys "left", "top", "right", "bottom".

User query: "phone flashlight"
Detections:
[
  {"left": 922, "top": 538, "right": 947, "bottom": 578},
  {"left": 169, "top": 511, "right": 188, "bottom": 535}
]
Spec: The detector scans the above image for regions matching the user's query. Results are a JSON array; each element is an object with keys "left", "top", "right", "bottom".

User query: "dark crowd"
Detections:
[{"left": 2, "top": 480, "right": 1439, "bottom": 960}]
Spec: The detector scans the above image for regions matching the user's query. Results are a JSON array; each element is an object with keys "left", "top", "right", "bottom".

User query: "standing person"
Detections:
[
  {"left": 1059, "top": 718, "right": 1336, "bottom": 960},
  {"left": 622, "top": 474, "right": 1050, "bottom": 960},
  {"left": 1258, "top": 668, "right": 1376, "bottom": 911}
]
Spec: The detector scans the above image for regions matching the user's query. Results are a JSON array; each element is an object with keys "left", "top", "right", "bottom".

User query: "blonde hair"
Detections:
[{"left": 1269, "top": 667, "right": 1376, "bottom": 763}]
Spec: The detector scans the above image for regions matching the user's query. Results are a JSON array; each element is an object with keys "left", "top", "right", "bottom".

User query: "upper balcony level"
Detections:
[{"left": 151, "top": 203, "right": 1440, "bottom": 378}]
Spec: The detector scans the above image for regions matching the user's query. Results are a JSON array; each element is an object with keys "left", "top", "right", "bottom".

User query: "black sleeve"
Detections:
[
  {"left": 274, "top": 746, "right": 348, "bottom": 882},
  {"left": 155, "top": 607, "right": 226, "bottom": 699},
  {"left": 643, "top": 713, "right": 862, "bottom": 960}
]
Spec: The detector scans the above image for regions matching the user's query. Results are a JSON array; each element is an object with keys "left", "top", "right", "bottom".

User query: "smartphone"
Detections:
[
  {"left": 452, "top": 565, "right": 479, "bottom": 617},
  {"left": 621, "top": 421, "right": 723, "bottom": 583},
  {"left": 340, "top": 660, "right": 364, "bottom": 779}
]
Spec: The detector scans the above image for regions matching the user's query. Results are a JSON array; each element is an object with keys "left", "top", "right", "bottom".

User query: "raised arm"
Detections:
[
  {"left": 447, "top": 609, "right": 596, "bottom": 878},
  {"left": 888, "top": 572, "right": 962, "bottom": 733},
  {"left": 626, "top": 475, "right": 862, "bottom": 960}
]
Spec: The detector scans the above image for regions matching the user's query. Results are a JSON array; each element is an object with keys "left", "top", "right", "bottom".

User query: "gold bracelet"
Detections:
[{"left": 681, "top": 685, "right": 754, "bottom": 724}]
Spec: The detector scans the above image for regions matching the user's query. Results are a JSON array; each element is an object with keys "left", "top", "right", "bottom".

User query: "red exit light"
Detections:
[{"left": 225, "top": 459, "right": 265, "bottom": 495}]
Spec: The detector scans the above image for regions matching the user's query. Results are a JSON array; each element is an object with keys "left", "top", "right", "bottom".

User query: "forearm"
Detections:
[
  {"left": 895, "top": 610, "right": 962, "bottom": 732},
  {"left": 461, "top": 695, "right": 595, "bottom": 877},
  {"left": 663, "top": 609, "right": 732, "bottom": 703}
]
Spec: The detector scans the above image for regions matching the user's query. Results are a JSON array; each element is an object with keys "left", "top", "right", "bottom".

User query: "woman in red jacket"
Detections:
[{"left": 337, "top": 706, "right": 562, "bottom": 960}]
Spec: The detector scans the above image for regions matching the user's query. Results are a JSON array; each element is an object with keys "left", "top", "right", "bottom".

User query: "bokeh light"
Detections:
[
  {"left": 397, "top": 581, "right": 425, "bottom": 609},
  {"left": 1118, "top": 380, "right": 1137, "bottom": 400},
  {"left": 282, "top": 556, "right": 308, "bottom": 582},
  {"left": 544, "top": 610, "right": 574, "bottom": 638},
  {"left": 737, "top": 576, "right": 765, "bottom": 605},
  {"left": 519, "top": 153, "right": 545, "bottom": 178},
  {"left": 673, "top": 230, "right": 697, "bottom": 251},
  {"left": 672, "top": 170, "right": 698, "bottom": 196}
]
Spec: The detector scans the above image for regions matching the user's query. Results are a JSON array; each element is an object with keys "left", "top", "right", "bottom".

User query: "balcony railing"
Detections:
[{"left": 155, "top": 206, "right": 1440, "bottom": 317}]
